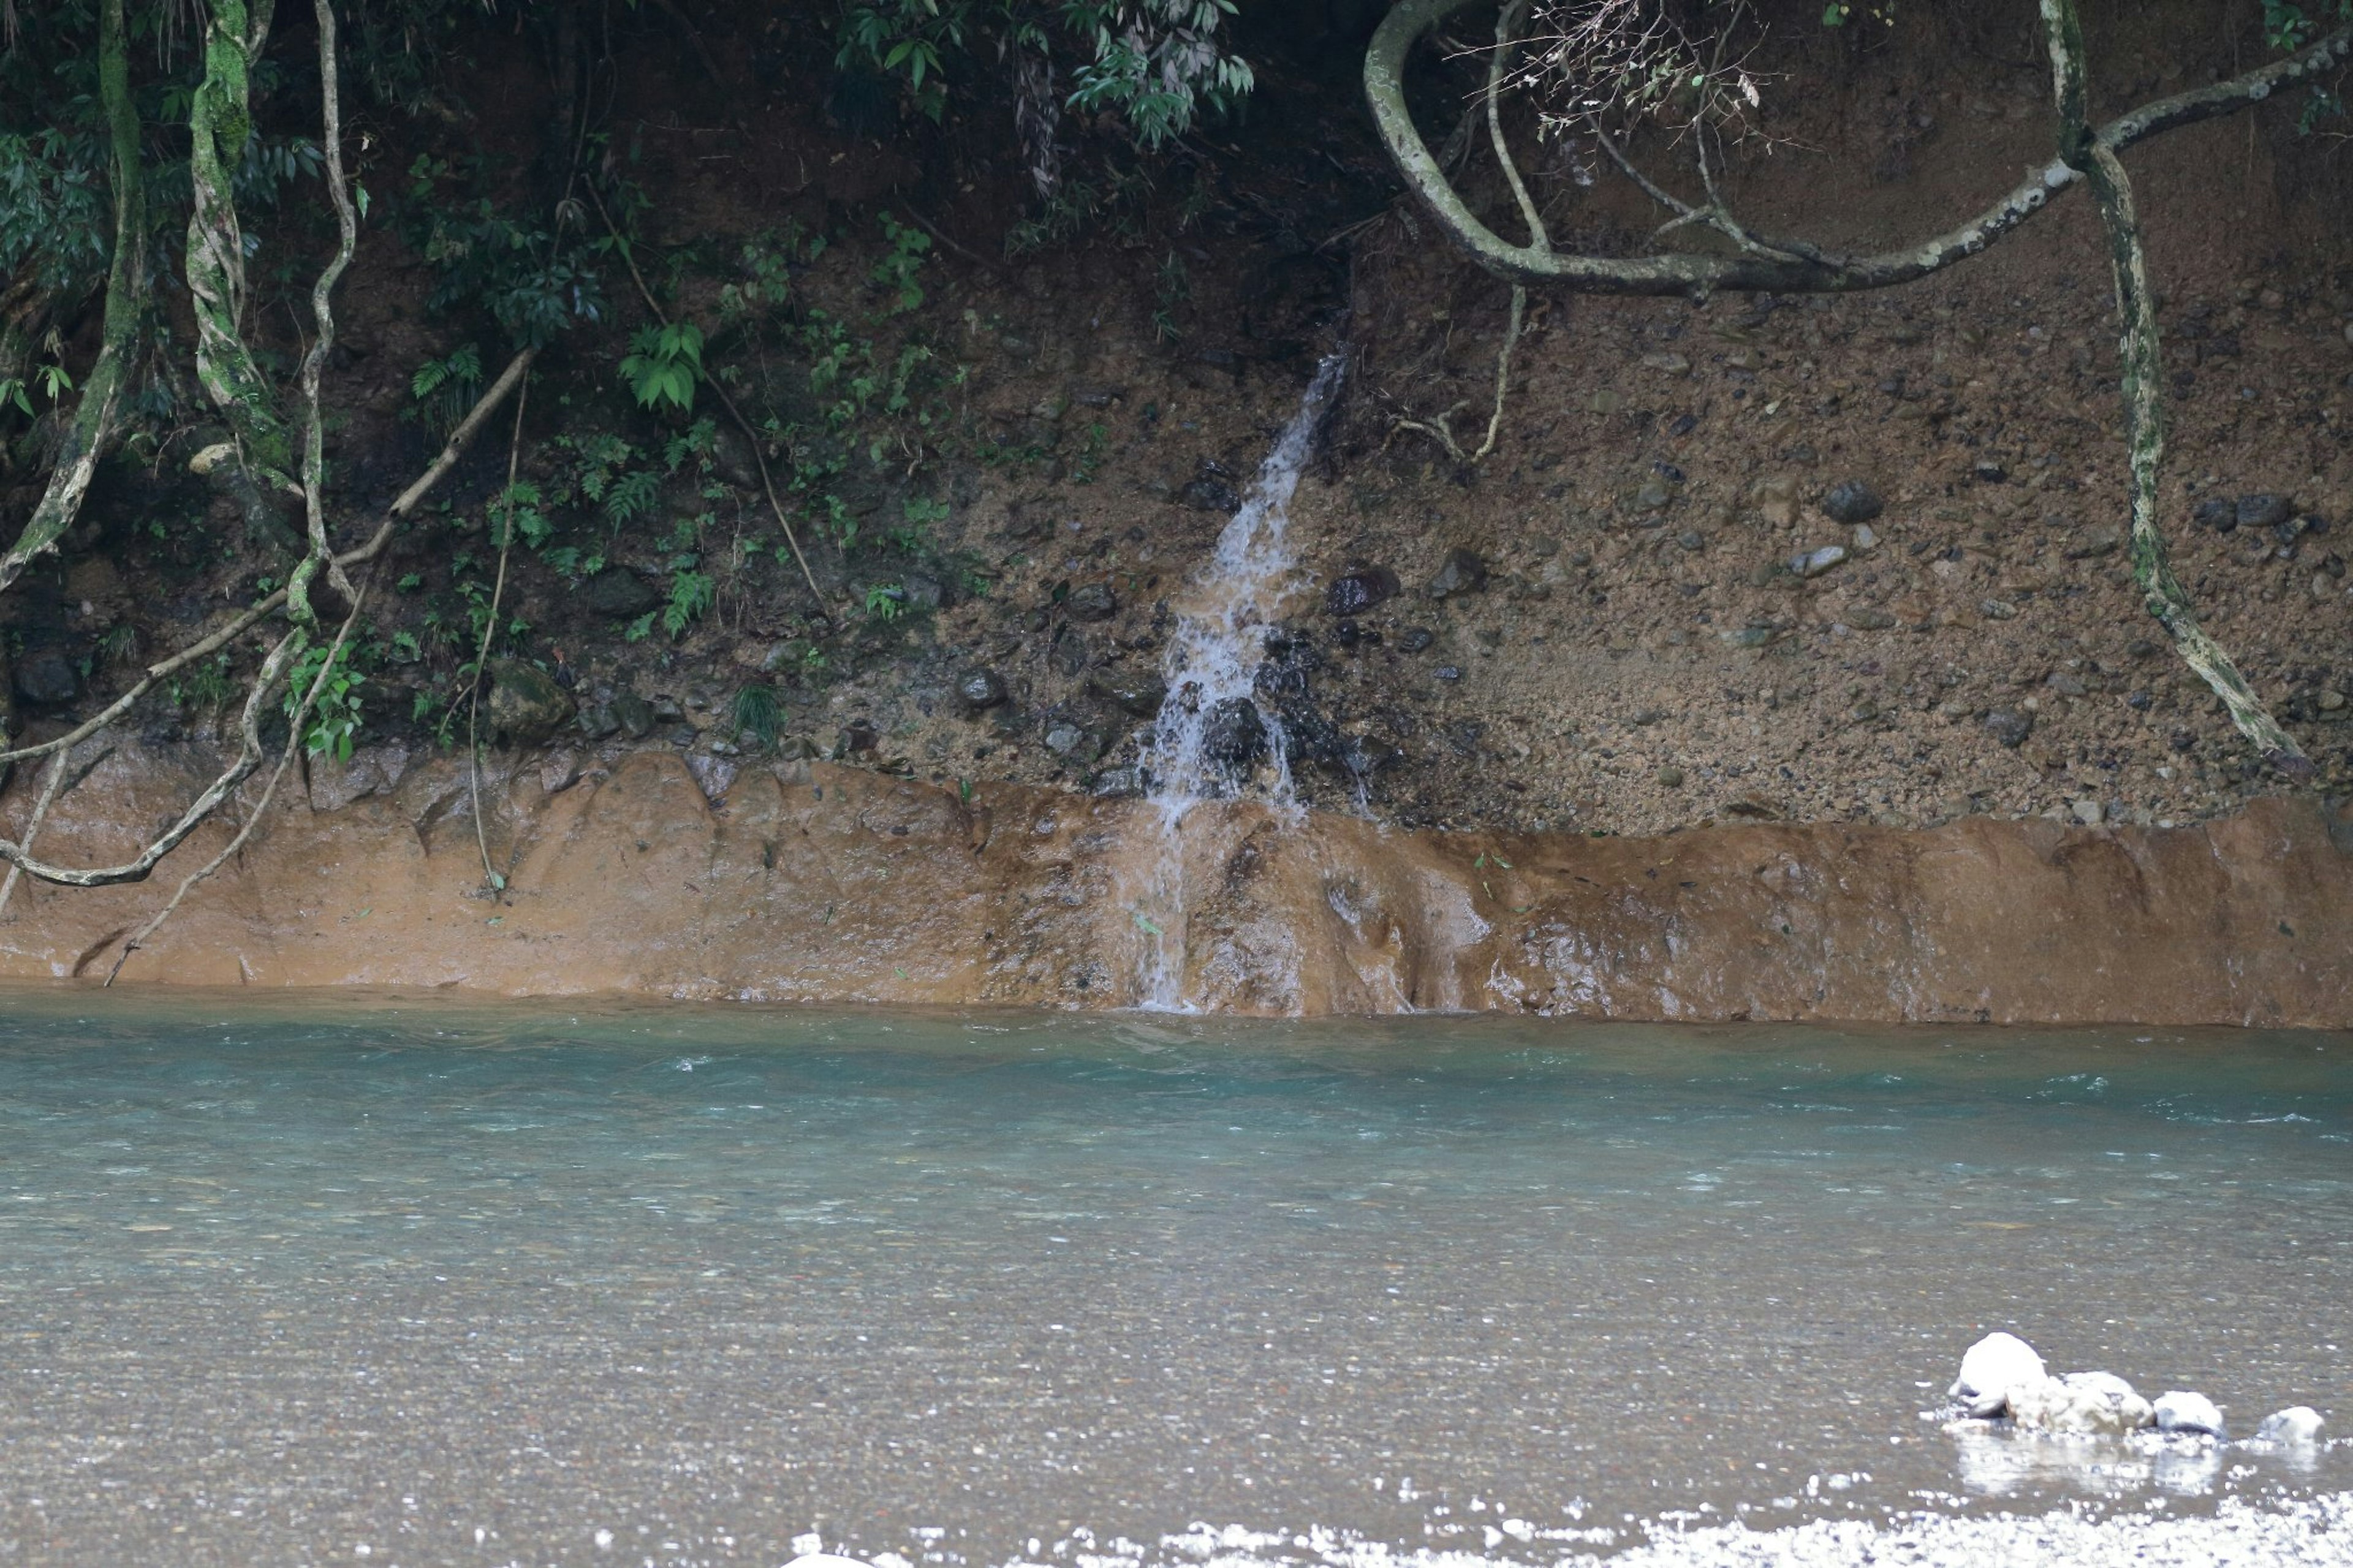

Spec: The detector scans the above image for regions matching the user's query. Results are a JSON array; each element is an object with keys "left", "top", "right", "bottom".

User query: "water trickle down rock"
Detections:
[{"left": 1145, "top": 354, "right": 1347, "bottom": 809}]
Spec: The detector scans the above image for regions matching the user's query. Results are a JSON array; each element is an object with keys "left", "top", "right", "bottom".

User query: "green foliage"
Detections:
[
  {"left": 0, "top": 360, "right": 72, "bottom": 420},
  {"left": 835, "top": 1, "right": 1252, "bottom": 146},
  {"left": 2262, "top": 0, "right": 2353, "bottom": 50},
  {"left": 406, "top": 343, "right": 482, "bottom": 439},
  {"left": 286, "top": 640, "right": 367, "bottom": 763},
  {"left": 619, "top": 320, "right": 705, "bottom": 413},
  {"left": 1071, "top": 420, "right": 1110, "bottom": 484},
  {"left": 871, "top": 213, "right": 933, "bottom": 314},
  {"left": 729, "top": 683, "right": 784, "bottom": 749},
  {"left": 401, "top": 155, "right": 607, "bottom": 349},
  {"left": 865, "top": 581, "right": 908, "bottom": 622},
  {"left": 170, "top": 652, "right": 240, "bottom": 718},
  {"left": 1153, "top": 249, "right": 1191, "bottom": 344}
]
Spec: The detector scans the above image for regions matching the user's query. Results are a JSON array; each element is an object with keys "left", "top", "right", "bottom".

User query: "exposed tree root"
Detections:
[
  {"left": 2044, "top": 0, "right": 2307, "bottom": 775},
  {"left": 104, "top": 567, "right": 377, "bottom": 987},
  {"left": 466, "top": 376, "right": 531, "bottom": 896},
  {"left": 0, "top": 0, "right": 146, "bottom": 600},
  {"left": 1390, "top": 0, "right": 1544, "bottom": 466}
]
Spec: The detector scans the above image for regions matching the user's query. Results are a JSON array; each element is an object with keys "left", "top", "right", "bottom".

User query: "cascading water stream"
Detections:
[{"left": 1131, "top": 353, "right": 1346, "bottom": 1009}]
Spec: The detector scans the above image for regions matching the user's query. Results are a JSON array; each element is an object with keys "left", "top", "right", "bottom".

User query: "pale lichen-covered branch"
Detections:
[
  {"left": 1365, "top": 0, "right": 2353, "bottom": 296},
  {"left": 2040, "top": 0, "right": 2308, "bottom": 772},
  {"left": 0, "top": 0, "right": 146, "bottom": 600}
]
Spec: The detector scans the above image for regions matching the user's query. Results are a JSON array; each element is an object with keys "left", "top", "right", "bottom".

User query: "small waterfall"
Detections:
[
  {"left": 1131, "top": 353, "right": 1346, "bottom": 1009},
  {"left": 1143, "top": 353, "right": 1346, "bottom": 809}
]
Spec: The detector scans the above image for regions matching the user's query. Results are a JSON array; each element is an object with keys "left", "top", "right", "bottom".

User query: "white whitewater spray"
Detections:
[
  {"left": 1143, "top": 353, "right": 1346, "bottom": 811},
  {"left": 1131, "top": 353, "right": 1346, "bottom": 1009}
]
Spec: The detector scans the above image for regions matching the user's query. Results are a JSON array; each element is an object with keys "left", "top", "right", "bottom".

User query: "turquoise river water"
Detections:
[{"left": 0, "top": 989, "right": 2347, "bottom": 1566}]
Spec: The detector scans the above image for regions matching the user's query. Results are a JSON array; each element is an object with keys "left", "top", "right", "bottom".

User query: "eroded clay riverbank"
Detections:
[{"left": 1, "top": 744, "right": 2348, "bottom": 1023}]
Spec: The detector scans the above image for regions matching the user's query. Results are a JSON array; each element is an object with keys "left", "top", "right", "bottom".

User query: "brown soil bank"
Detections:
[{"left": 2, "top": 748, "right": 2348, "bottom": 1026}]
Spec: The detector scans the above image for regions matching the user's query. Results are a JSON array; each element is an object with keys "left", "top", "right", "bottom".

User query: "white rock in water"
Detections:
[
  {"left": 2153, "top": 1389, "right": 2227, "bottom": 1438},
  {"left": 2066, "top": 1371, "right": 2154, "bottom": 1431},
  {"left": 1950, "top": 1332, "right": 2046, "bottom": 1418},
  {"left": 2256, "top": 1406, "right": 2325, "bottom": 1445},
  {"left": 2007, "top": 1372, "right": 2150, "bottom": 1436}
]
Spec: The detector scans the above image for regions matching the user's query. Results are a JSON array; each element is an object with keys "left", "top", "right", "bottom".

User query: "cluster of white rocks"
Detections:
[{"left": 1947, "top": 1331, "right": 2325, "bottom": 1444}]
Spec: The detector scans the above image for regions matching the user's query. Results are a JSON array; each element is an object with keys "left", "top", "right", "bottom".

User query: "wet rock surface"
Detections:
[{"left": 485, "top": 659, "right": 577, "bottom": 748}]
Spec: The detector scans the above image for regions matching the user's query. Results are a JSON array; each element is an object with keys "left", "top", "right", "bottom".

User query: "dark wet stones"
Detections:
[
  {"left": 901, "top": 572, "right": 945, "bottom": 613},
  {"left": 1972, "top": 461, "right": 2007, "bottom": 483},
  {"left": 586, "top": 567, "right": 661, "bottom": 618},
  {"left": 957, "top": 668, "right": 1009, "bottom": 711},
  {"left": 1088, "top": 764, "right": 1146, "bottom": 798},
  {"left": 1985, "top": 706, "right": 2035, "bottom": 749},
  {"left": 1425, "top": 548, "right": 1488, "bottom": 600},
  {"left": 1201, "top": 697, "right": 1268, "bottom": 771},
  {"left": 12, "top": 647, "right": 78, "bottom": 706},
  {"left": 2235, "top": 493, "right": 2293, "bottom": 531},
  {"left": 611, "top": 691, "right": 655, "bottom": 739},
  {"left": 1325, "top": 566, "right": 1400, "bottom": 617},
  {"left": 837, "top": 721, "right": 879, "bottom": 756},
  {"left": 1085, "top": 676, "right": 1165, "bottom": 718},
  {"left": 1066, "top": 581, "right": 1119, "bottom": 622},
  {"left": 2192, "top": 497, "right": 2235, "bottom": 532},
  {"left": 1821, "top": 480, "right": 1885, "bottom": 525},
  {"left": 486, "top": 658, "right": 577, "bottom": 748},
  {"left": 1400, "top": 627, "right": 1436, "bottom": 653},
  {"left": 1178, "top": 475, "right": 1241, "bottom": 513}
]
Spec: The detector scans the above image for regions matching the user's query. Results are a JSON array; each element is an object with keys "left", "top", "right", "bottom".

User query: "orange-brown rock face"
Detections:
[{"left": 2, "top": 746, "right": 2347, "bottom": 1025}]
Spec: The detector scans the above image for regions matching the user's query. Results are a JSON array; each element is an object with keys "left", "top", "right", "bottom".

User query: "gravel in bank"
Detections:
[
  {"left": 1127, "top": 1497, "right": 2353, "bottom": 1568},
  {"left": 1608, "top": 1492, "right": 2353, "bottom": 1567}
]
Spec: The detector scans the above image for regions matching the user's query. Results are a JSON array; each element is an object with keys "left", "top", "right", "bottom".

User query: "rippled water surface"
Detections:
[{"left": 0, "top": 990, "right": 2347, "bottom": 1566}]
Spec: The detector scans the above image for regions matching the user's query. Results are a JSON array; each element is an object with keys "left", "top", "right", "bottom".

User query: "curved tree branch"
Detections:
[
  {"left": 0, "top": 0, "right": 146, "bottom": 600},
  {"left": 105, "top": 563, "right": 379, "bottom": 985},
  {"left": 1366, "top": 0, "right": 2353, "bottom": 295},
  {"left": 2042, "top": 0, "right": 2308, "bottom": 773},
  {"left": 287, "top": 0, "right": 361, "bottom": 632},
  {"left": 0, "top": 629, "right": 302, "bottom": 887}
]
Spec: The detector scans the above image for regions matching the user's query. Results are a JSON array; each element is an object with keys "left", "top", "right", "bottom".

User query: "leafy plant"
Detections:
[
  {"left": 665, "top": 567, "right": 715, "bottom": 638},
  {"left": 620, "top": 320, "right": 705, "bottom": 414},
  {"left": 865, "top": 581, "right": 908, "bottom": 622},
  {"left": 406, "top": 343, "right": 482, "bottom": 439},
  {"left": 871, "top": 213, "right": 933, "bottom": 314},
  {"left": 730, "top": 683, "right": 784, "bottom": 749},
  {"left": 0, "top": 358, "right": 72, "bottom": 419},
  {"left": 286, "top": 642, "right": 366, "bottom": 763}
]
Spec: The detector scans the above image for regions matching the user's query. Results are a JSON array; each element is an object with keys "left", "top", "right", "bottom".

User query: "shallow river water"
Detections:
[{"left": 0, "top": 990, "right": 2347, "bottom": 1567}]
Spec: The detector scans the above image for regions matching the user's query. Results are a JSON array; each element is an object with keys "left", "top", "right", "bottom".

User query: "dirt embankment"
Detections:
[
  {"left": 4, "top": 743, "right": 2349, "bottom": 1026},
  {"left": 5, "top": 3, "right": 2352, "bottom": 1017}
]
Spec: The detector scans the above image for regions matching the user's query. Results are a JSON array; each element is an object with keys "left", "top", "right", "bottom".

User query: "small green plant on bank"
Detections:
[
  {"left": 730, "top": 683, "right": 784, "bottom": 749},
  {"left": 170, "top": 652, "right": 240, "bottom": 718},
  {"left": 1153, "top": 250, "right": 1191, "bottom": 344},
  {"left": 620, "top": 320, "right": 704, "bottom": 414},
  {"left": 286, "top": 641, "right": 367, "bottom": 763},
  {"left": 406, "top": 343, "right": 482, "bottom": 439},
  {"left": 865, "top": 581, "right": 907, "bottom": 622},
  {"left": 0, "top": 358, "right": 71, "bottom": 419}
]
